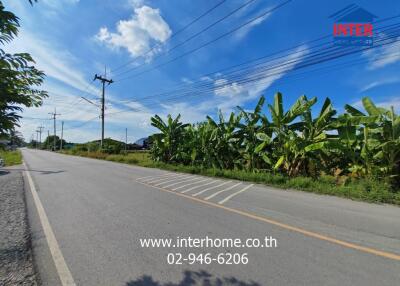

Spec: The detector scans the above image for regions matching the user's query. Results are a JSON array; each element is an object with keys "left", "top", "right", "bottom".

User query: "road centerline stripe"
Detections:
[
  {"left": 192, "top": 181, "right": 232, "bottom": 197},
  {"left": 136, "top": 179, "right": 400, "bottom": 261},
  {"left": 218, "top": 184, "right": 254, "bottom": 204},
  {"left": 24, "top": 162, "right": 76, "bottom": 286}
]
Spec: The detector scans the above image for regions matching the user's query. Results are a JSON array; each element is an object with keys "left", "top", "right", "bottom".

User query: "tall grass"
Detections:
[{"left": 0, "top": 150, "right": 22, "bottom": 166}]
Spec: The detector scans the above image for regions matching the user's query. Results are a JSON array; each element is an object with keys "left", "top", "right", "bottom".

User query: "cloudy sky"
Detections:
[{"left": 3, "top": 0, "right": 400, "bottom": 143}]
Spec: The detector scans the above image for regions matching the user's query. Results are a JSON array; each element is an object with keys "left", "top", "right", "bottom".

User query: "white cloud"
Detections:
[
  {"left": 352, "top": 97, "right": 400, "bottom": 113},
  {"left": 155, "top": 46, "right": 309, "bottom": 122},
  {"left": 235, "top": 12, "right": 271, "bottom": 40},
  {"left": 129, "top": 0, "right": 145, "bottom": 8},
  {"left": 6, "top": 29, "right": 99, "bottom": 96},
  {"left": 181, "top": 77, "right": 193, "bottom": 84},
  {"left": 363, "top": 37, "right": 400, "bottom": 70},
  {"left": 214, "top": 78, "right": 244, "bottom": 98},
  {"left": 96, "top": 4, "right": 171, "bottom": 59},
  {"left": 159, "top": 102, "right": 213, "bottom": 124},
  {"left": 39, "top": 0, "right": 80, "bottom": 12},
  {"left": 200, "top": 76, "right": 212, "bottom": 82},
  {"left": 360, "top": 77, "right": 400, "bottom": 92},
  {"left": 211, "top": 45, "right": 309, "bottom": 111}
]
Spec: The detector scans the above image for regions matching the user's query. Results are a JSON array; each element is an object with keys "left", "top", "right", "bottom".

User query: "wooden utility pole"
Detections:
[
  {"left": 125, "top": 128, "right": 128, "bottom": 153},
  {"left": 94, "top": 71, "right": 113, "bottom": 149},
  {"left": 37, "top": 126, "right": 44, "bottom": 148},
  {"left": 60, "top": 121, "right": 64, "bottom": 150},
  {"left": 48, "top": 108, "right": 61, "bottom": 151},
  {"left": 35, "top": 130, "right": 40, "bottom": 149}
]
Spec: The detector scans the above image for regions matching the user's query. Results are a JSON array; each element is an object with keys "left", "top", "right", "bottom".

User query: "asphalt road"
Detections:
[{"left": 21, "top": 149, "right": 400, "bottom": 286}]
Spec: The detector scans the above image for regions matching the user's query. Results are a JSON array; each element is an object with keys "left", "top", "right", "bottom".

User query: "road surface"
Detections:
[{"left": 21, "top": 149, "right": 400, "bottom": 286}]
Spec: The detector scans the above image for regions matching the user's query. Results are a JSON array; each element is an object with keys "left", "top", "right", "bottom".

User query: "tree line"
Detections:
[
  {"left": 150, "top": 93, "right": 400, "bottom": 189},
  {"left": 0, "top": 0, "right": 46, "bottom": 144}
]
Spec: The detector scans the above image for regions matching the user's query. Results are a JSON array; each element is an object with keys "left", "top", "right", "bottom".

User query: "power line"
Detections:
[
  {"left": 111, "top": 0, "right": 229, "bottom": 73},
  {"left": 113, "top": 0, "right": 259, "bottom": 77},
  {"left": 114, "top": 22, "right": 400, "bottom": 106},
  {"left": 154, "top": 34, "right": 400, "bottom": 104},
  {"left": 115, "top": 14, "right": 400, "bottom": 104},
  {"left": 115, "top": 11, "right": 397, "bottom": 82},
  {"left": 107, "top": 49, "right": 400, "bottom": 115},
  {"left": 114, "top": 0, "right": 293, "bottom": 81},
  {"left": 63, "top": 116, "right": 99, "bottom": 131}
]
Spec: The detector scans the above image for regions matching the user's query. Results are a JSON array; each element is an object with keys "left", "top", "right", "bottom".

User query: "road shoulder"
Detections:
[{"left": 0, "top": 166, "right": 38, "bottom": 285}]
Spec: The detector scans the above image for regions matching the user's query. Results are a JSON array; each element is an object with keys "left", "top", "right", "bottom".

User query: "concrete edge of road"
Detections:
[{"left": 23, "top": 160, "right": 75, "bottom": 286}]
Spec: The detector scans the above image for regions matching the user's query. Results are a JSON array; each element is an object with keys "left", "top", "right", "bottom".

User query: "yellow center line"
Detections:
[{"left": 136, "top": 180, "right": 400, "bottom": 261}]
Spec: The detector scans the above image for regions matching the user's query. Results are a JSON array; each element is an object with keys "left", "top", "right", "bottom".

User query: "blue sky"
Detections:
[{"left": 4, "top": 0, "right": 400, "bottom": 143}]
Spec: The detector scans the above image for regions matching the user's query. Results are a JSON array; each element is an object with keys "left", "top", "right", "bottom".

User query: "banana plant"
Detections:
[
  {"left": 148, "top": 94, "right": 400, "bottom": 189},
  {"left": 150, "top": 114, "right": 189, "bottom": 162},
  {"left": 266, "top": 93, "right": 317, "bottom": 175},
  {"left": 236, "top": 95, "right": 270, "bottom": 170}
]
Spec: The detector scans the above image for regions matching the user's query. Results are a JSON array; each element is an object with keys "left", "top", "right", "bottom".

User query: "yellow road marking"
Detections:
[{"left": 136, "top": 179, "right": 400, "bottom": 261}]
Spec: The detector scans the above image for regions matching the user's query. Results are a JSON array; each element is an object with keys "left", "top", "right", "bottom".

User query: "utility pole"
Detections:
[
  {"left": 35, "top": 130, "right": 40, "bottom": 149},
  {"left": 48, "top": 108, "right": 61, "bottom": 151},
  {"left": 47, "top": 130, "right": 50, "bottom": 150},
  {"left": 60, "top": 121, "right": 64, "bottom": 150},
  {"left": 37, "top": 126, "right": 44, "bottom": 149},
  {"left": 125, "top": 128, "right": 128, "bottom": 153},
  {"left": 94, "top": 70, "right": 113, "bottom": 149}
]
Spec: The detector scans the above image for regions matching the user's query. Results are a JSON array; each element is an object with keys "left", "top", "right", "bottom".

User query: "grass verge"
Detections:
[
  {"left": 60, "top": 150, "right": 400, "bottom": 206},
  {"left": 0, "top": 150, "right": 22, "bottom": 166}
]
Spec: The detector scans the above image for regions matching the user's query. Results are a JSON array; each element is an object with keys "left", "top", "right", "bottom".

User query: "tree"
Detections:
[
  {"left": 42, "top": 135, "right": 66, "bottom": 151},
  {"left": 150, "top": 114, "right": 189, "bottom": 162},
  {"left": 0, "top": 1, "right": 47, "bottom": 135}
]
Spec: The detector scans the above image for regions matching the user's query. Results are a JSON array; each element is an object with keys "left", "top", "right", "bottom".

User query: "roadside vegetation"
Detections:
[
  {"left": 62, "top": 149, "right": 152, "bottom": 165},
  {"left": 62, "top": 93, "right": 400, "bottom": 205},
  {"left": 0, "top": 1, "right": 47, "bottom": 137},
  {"left": 0, "top": 150, "right": 22, "bottom": 166},
  {"left": 148, "top": 93, "right": 400, "bottom": 204}
]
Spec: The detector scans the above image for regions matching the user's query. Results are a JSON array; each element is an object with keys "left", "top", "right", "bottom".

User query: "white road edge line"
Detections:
[
  {"left": 153, "top": 175, "right": 192, "bottom": 187},
  {"left": 24, "top": 162, "right": 76, "bottom": 286},
  {"left": 139, "top": 173, "right": 177, "bottom": 183},
  {"left": 136, "top": 173, "right": 170, "bottom": 181},
  {"left": 204, "top": 182, "right": 242, "bottom": 200},
  {"left": 180, "top": 179, "right": 217, "bottom": 194},
  {"left": 144, "top": 174, "right": 182, "bottom": 184},
  {"left": 172, "top": 178, "right": 209, "bottom": 191},
  {"left": 218, "top": 184, "right": 254, "bottom": 204},
  {"left": 192, "top": 181, "right": 231, "bottom": 197},
  {"left": 163, "top": 176, "right": 200, "bottom": 188}
]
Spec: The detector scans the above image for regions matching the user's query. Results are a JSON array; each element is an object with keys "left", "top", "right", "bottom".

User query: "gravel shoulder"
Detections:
[{"left": 0, "top": 166, "right": 38, "bottom": 286}]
